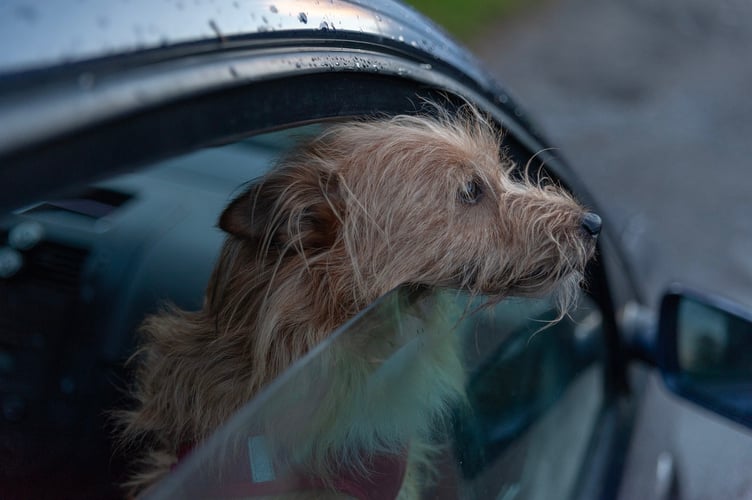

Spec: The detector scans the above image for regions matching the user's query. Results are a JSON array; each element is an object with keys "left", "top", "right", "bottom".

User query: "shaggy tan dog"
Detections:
[{"left": 119, "top": 106, "right": 600, "bottom": 498}]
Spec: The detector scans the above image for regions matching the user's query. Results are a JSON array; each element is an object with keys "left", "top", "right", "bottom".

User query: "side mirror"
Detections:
[{"left": 657, "top": 286, "right": 752, "bottom": 428}]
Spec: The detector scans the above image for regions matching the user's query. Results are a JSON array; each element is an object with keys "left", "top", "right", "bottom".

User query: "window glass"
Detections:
[{"left": 147, "top": 286, "right": 604, "bottom": 499}]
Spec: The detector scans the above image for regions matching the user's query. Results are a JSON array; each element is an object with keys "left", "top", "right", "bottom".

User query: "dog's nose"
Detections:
[{"left": 581, "top": 212, "right": 602, "bottom": 237}]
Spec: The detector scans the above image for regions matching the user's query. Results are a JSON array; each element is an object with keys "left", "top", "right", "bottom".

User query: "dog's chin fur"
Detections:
[{"left": 118, "top": 106, "right": 597, "bottom": 497}]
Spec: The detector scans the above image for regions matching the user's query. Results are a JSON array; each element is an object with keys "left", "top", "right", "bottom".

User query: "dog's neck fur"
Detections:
[{"left": 208, "top": 238, "right": 357, "bottom": 379}]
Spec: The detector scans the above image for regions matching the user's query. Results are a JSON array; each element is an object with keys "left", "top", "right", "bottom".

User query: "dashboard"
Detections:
[{"left": 0, "top": 136, "right": 283, "bottom": 495}]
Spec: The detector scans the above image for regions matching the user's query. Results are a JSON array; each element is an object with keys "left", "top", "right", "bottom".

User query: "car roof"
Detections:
[
  {"left": 0, "top": 1, "right": 603, "bottom": 235},
  {"left": 0, "top": 0, "right": 494, "bottom": 90}
]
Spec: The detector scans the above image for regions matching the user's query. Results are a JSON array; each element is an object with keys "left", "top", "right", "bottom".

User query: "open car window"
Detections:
[
  {"left": 2, "top": 118, "right": 608, "bottom": 498},
  {"left": 146, "top": 286, "right": 604, "bottom": 499}
]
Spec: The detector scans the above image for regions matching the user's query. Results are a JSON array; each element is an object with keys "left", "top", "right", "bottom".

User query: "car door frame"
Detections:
[{"left": 0, "top": 23, "right": 636, "bottom": 499}]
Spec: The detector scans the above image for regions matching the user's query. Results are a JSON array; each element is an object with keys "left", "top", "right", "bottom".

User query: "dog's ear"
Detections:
[{"left": 219, "top": 166, "right": 342, "bottom": 253}]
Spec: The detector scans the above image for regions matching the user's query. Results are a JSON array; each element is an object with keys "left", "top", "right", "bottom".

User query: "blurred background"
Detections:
[
  {"left": 404, "top": 0, "right": 752, "bottom": 498},
  {"left": 410, "top": 0, "right": 752, "bottom": 310}
]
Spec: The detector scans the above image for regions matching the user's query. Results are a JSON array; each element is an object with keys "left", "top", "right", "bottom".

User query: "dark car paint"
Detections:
[{"left": 1, "top": 0, "right": 570, "bottom": 210}]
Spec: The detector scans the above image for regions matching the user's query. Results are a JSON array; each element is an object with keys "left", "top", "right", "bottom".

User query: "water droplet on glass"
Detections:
[
  {"left": 13, "top": 5, "right": 38, "bottom": 23},
  {"left": 319, "top": 21, "right": 329, "bottom": 30},
  {"left": 262, "top": 16, "right": 268, "bottom": 23},
  {"left": 298, "top": 12, "right": 308, "bottom": 24},
  {"left": 78, "top": 72, "right": 95, "bottom": 89},
  {"left": 209, "top": 19, "right": 223, "bottom": 39},
  {"left": 269, "top": 5, "right": 278, "bottom": 13},
  {"left": 60, "top": 377, "right": 75, "bottom": 395},
  {"left": 398, "top": 35, "right": 404, "bottom": 42},
  {"left": 229, "top": 66, "right": 239, "bottom": 78},
  {"left": 420, "top": 63, "right": 432, "bottom": 70}
]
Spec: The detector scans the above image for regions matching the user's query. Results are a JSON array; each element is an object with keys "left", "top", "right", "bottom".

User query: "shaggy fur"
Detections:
[{"left": 119, "top": 106, "right": 598, "bottom": 497}]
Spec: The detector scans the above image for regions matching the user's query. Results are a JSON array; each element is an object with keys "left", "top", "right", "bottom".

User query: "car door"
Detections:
[{"left": 0, "top": 2, "right": 638, "bottom": 498}]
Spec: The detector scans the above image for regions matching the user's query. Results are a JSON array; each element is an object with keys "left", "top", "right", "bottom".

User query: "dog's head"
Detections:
[{"left": 220, "top": 108, "right": 598, "bottom": 314}]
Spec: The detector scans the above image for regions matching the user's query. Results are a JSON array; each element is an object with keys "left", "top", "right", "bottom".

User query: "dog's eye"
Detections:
[{"left": 458, "top": 179, "right": 483, "bottom": 204}]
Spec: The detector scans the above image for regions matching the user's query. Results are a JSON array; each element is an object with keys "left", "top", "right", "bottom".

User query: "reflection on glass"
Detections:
[
  {"left": 676, "top": 297, "right": 752, "bottom": 420},
  {"left": 147, "top": 287, "right": 603, "bottom": 499},
  {"left": 678, "top": 298, "right": 752, "bottom": 379}
]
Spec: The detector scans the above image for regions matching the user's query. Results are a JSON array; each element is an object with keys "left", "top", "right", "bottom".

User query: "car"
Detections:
[{"left": 1, "top": 1, "right": 750, "bottom": 498}]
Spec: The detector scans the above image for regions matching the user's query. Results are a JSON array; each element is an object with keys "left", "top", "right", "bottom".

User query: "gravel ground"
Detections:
[{"left": 471, "top": 0, "right": 752, "bottom": 309}]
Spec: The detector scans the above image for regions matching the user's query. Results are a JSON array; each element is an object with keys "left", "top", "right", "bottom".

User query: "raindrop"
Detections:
[
  {"left": 411, "top": 40, "right": 418, "bottom": 47},
  {"left": 134, "top": 89, "right": 149, "bottom": 103},
  {"left": 78, "top": 72, "right": 95, "bottom": 90},
  {"left": 262, "top": 16, "right": 268, "bottom": 23},
  {"left": 398, "top": 35, "right": 404, "bottom": 42},
  {"left": 295, "top": 62, "right": 301, "bottom": 68},
  {"left": 319, "top": 21, "right": 329, "bottom": 31},
  {"left": 298, "top": 12, "right": 308, "bottom": 24},
  {"left": 420, "top": 63, "right": 432, "bottom": 70},
  {"left": 269, "top": 5, "right": 278, "bottom": 13},
  {"left": 498, "top": 94, "right": 509, "bottom": 104},
  {"left": 229, "top": 66, "right": 239, "bottom": 78},
  {"left": 209, "top": 19, "right": 223, "bottom": 39},
  {"left": 60, "top": 377, "right": 75, "bottom": 395},
  {"left": 376, "top": 14, "right": 382, "bottom": 22},
  {"left": 13, "top": 5, "right": 38, "bottom": 23}
]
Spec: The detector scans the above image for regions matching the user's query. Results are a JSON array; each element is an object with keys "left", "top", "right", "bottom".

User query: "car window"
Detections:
[
  {"left": 146, "top": 286, "right": 604, "bottom": 499},
  {"left": 1, "top": 118, "right": 607, "bottom": 498}
]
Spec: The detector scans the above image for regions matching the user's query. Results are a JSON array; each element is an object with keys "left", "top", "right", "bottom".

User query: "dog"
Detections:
[{"left": 118, "top": 105, "right": 600, "bottom": 498}]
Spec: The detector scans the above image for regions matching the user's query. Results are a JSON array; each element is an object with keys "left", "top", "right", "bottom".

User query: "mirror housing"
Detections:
[{"left": 657, "top": 286, "right": 752, "bottom": 428}]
